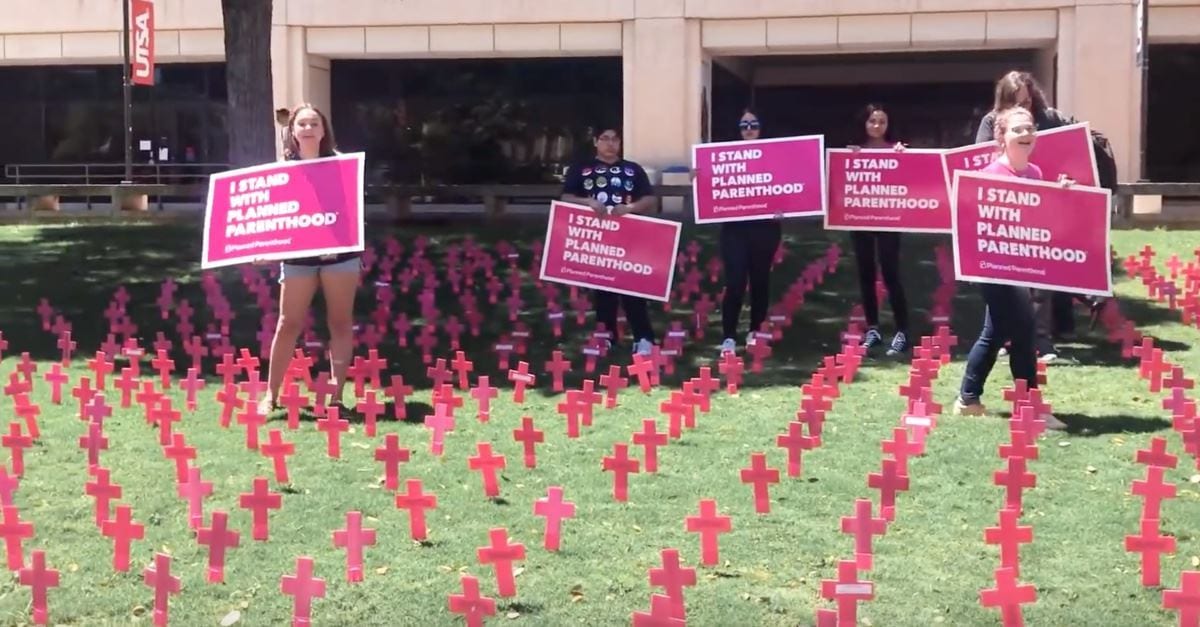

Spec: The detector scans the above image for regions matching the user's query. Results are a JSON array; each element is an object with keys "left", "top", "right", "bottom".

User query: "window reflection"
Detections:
[
  {"left": 331, "top": 58, "right": 623, "bottom": 185},
  {"left": 0, "top": 63, "right": 227, "bottom": 183}
]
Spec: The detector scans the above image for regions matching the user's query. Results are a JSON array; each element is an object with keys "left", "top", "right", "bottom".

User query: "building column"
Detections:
[
  {"left": 622, "top": 17, "right": 704, "bottom": 175},
  {"left": 271, "top": 25, "right": 332, "bottom": 158},
  {"left": 1056, "top": 5, "right": 1142, "bottom": 180}
]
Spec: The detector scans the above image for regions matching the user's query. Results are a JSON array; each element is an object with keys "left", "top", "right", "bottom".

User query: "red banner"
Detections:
[{"left": 131, "top": 0, "right": 155, "bottom": 87}]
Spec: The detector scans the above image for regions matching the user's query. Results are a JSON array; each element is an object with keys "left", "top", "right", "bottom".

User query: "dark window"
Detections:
[
  {"left": 331, "top": 58, "right": 623, "bottom": 185},
  {"left": 1147, "top": 45, "right": 1200, "bottom": 182}
]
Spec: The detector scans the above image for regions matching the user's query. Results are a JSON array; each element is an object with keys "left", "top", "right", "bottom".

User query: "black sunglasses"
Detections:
[{"left": 739, "top": 120, "right": 761, "bottom": 130}]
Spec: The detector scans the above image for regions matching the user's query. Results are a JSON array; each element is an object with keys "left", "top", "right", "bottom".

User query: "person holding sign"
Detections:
[
  {"left": 975, "top": 71, "right": 1079, "bottom": 361},
  {"left": 717, "top": 109, "right": 783, "bottom": 356},
  {"left": 954, "top": 106, "right": 1066, "bottom": 430},
  {"left": 848, "top": 104, "right": 910, "bottom": 356},
  {"left": 561, "top": 124, "right": 658, "bottom": 356},
  {"left": 259, "top": 104, "right": 361, "bottom": 415}
]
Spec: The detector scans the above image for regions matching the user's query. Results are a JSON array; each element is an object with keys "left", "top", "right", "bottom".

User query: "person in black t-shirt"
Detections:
[{"left": 561, "top": 125, "right": 658, "bottom": 356}]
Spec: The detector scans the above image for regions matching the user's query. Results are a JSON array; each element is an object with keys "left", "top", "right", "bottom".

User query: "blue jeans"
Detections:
[{"left": 959, "top": 284, "right": 1038, "bottom": 404}]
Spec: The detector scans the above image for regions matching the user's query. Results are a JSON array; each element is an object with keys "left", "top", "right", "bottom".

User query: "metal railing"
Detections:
[{"left": 3, "top": 162, "right": 229, "bottom": 185}]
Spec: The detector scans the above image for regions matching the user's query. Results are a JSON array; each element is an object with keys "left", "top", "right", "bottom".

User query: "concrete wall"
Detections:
[{"left": 2, "top": 0, "right": 1199, "bottom": 179}]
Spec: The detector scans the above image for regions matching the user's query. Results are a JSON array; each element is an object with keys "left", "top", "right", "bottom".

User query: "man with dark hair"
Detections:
[{"left": 561, "top": 124, "right": 659, "bottom": 356}]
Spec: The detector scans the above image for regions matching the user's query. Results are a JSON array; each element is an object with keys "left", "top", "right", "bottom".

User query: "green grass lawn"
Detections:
[{"left": 0, "top": 219, "right": 1196, "bottom": 626}]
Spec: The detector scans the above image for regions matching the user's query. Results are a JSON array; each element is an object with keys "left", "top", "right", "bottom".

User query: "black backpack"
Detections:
[{"left": 1090, "top": 130, "right": 1119, "bottom": 191}]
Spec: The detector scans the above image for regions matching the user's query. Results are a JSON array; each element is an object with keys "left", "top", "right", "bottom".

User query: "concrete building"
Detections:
[{"left": 1, "top": 0, "right": 1199, "bottom": 186}]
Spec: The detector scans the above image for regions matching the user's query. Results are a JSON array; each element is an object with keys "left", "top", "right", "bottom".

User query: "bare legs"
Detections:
[
  {"left": 320, "top": 270, "right": 359, "bottom": 405},
  {"left": 262, "top": 274, "right": 320, "bottom": 413}
]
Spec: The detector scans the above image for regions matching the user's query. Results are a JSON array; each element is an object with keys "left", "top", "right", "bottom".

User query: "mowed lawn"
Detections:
[{"left": 0, "top": 218, "right": 1196, "bottom": 626}]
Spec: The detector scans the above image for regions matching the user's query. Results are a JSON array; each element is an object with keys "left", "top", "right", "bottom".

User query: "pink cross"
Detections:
[
  {"left": 467, "top": 442, "right": 507, "bottom": 499},
  {"left": 142, "top": 553, "right": 181, "bottom": 627},
  {"left": 425, "top": 403, "right": 455, "bottom": 456},
  {"left": 101, "top": 504, "right": 143, "bottom": 572},
  {"left": 177, "top": 465, "right": 214, "bottom": 530},
  {"left": 281, "top": 556, "right": 326, "bottom": 626},
  {"left": 1163, "top": 570, "right": 1200, "bottom": 626},
  {"left": 452, "top": 351, "right": 474, "bottom": 390},
  {"left": 840, "top": 498, "right": 888, "bottom": 570},
  {"left": 316, "top": 405, "right": 350, "bottom": 459},
  {"left": 470, "top": 376, "right": 499, "bottom": 423},
  {"left": 238, "top": 477, "right": 282, "bottom": 541},
  {"left": 43, "top": 364, "right": 69, "bottom": 406},
  {"left": 1136, "top": 436, "right": 1179, "bottom": 469},
  {"left": 979, "top": 567, "right": 1036, "bottom": 627},
  {"left": 196, "top": 510, "right": 240, "bottom": 584},
  {"left": 333, "top": 511, "right": 377, "bottom": 583},
  {"left": 476, "top": 527, "right": 525, "bottom": 597},
  {"left": 821, "top": 559, "right": 875, "bottom": 626},
  {"left": 533, "top": 486, "right": 575, "bottom": 552},
  {"left": 985, "top": 508, "right": 1032, "bottom": 579},
  {"left": 633, "top": 419, "right": 669, "bottom": 473},
  {"left": 260, "top": 430, "right": 295, "bottom": 484},
  {"left": 739, "top": 452, "right": 780, "bottom": 514},
  {"left": 512, "top": 417, "right": 544, "bottom": 469},
  {"left": 2, "top": 423, "right": 32, "bottom": 478},
  {"left": 868, "top": 458, "right": 909, "bottom": 522},
  {"left": 685, "top": 499, "right": 732, "bottom": 566},
  {"left": 161, "top": 433, "right": 196, "bottom": 485},
  {"left": 994, "top": 456, "right": 1037, "bottom": 513},
  {"left": 1132, "top": 465, "right": 1177, "bottom": 521},
  {"left": 448, "top": 574, "right": 496, "bottom": 627},
  {"left": 426, "top": 358, "right": 452, "bottom": 389},
  {"left": 357, "top": 390, "right": 385, "bottom": 437},
  {"left": 18, "top": 549, "right": 59, "bottom": 625},
  {"left": 394, "top": 478, "right": 437, "bottom": 541},
  {"left": 1125, "top": 517, "right": 1175, "bottom": 587},
  {"left": 648, "top": 548, "right": 696, "bottom": 620},
  {"left": 374, "top": 434, "right": 410, "bottom": 491},
  {"left": 603, "top": 442, "right": 640, "bottom": 502},
  {"left": 545, "top": 351, "right": 571, "bottom": 393}
]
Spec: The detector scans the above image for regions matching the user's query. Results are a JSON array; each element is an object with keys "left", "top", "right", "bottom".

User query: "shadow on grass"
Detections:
[{"left": 1055, "top": 413, "right": 1172, "bottom": 436}]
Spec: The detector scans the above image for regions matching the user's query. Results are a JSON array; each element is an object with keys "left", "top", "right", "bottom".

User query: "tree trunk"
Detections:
[{"left": 221, "top": 0, "right": 275, "bottom": 168}]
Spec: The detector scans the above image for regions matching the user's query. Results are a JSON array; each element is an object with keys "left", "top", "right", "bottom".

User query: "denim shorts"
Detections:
[{"left": 279, "top": 256, "right": 362, "bottom": 283}]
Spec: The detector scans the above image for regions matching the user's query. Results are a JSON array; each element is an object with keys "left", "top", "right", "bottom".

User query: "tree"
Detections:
[{"left": 221, "top": 0, "right": 275, "bottom": 168}]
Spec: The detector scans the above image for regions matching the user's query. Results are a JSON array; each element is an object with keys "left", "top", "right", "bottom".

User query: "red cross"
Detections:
[
  {"left": 177, "top": 465, "right": 213, "bottom": 530},
  {"left": 281, "top": 556, "right": 326, "bottom": 625},
  {"left": 238, "top": 477, "right": 282, "bottom": 541},
  {"left": 867, "top": 458, "right": 909, "bottom": 522},
  {"left": 444, "top": 316, "right": 465, "bottom": 350},
  {"left": 367, "top": 433, "right": 410, "bottom": 491},
  {"left": 840, "top": 498, "right": 888, "bottom": 570},
  {"left": 633, "top": 419, "right": 669, "bottom": 473},
  {"left": 467, "top": 442, "right": 507, "bottom": 499},
  {"left": 545, "top": 351, "right": 571, "bottom": 393},
  {"left": 85, "top": 466, "right": 121, "bottom": 528},
  {"left": 745, "top": 338, "right": 772, "bottom": 373},
  {"left": 215, "top": 353, "right": 238, "bottom": 386},
  {"left": 425, "top": 403, "right": 455, "bottom": 457},
  {"left": 685, "top": 499, "right": 732, "bottom": 566},
  {"left": 2, "top": 423, "right": 32, "bottom": 478},
  {"left": 533, "top": 486, "right": 575, "bottom": 552},
  {"left": 0, "top": 466, "right": 18, "bottom": 508},
  {"left": 317, "top": 406, "right": 350, "bottom": 459},
  {"left": 681, "top": 379, "right": 709, "bottom": 414},
  {"left": 648, "top": 548, "right": 696, "bottom": 620},
  {"left": 476, "top": 527, "right": 526, "bottom": 597},
  {"left": 985, "top": 508, "right": 1032, "bottom": 579},
  {"left": 1163, "top": 570, "right": 1200, "bottom": 625},
  {"left": 196, "top": 510, "right": 240, "bottom": 584},
  {"left": 600, "top": 362, "right": 628, "bottom": 408},
  {"left": 556, "top": 395, "right": 587, "bottom": 439},
  {"left": 101, "top": 504, "right": 143, "bottom": 572},
  {"left": 350, "top": 389, "right": 382, "bottom": 437},
  {"left": 63, "top": 375, "right": 92, "bottom": 420},
  {"left": 805, "top": 372, "right": 840, "bottom": 401},
  {"left": 627, "top": 355, "right": 654, "bottom": 394},
  {"left": 1136, "top": 436, "right": 1179, "bottom": 469},
  {"left": 235, "top": 349, "right": 260, "bottom": 379},
  {"left": 151, "top": 350, "right": 174, "bottom": 390},
  {"left": 1167, "top": 254, "right": 1185, "bottom": 278},
  {"left": 718, "top": 353, "right": 744, "bottom": 395},
  {"left": 381, "top": 375, "right": 411, "bottom": 421},
  {"left": 739, "top": 452, "right": 780, "bottom": 514},
  {"left": 979, "top": 567, "right": 1036, "bottom": 626},
  {"left": 18, "top": 549, "right": 59, "bottom": 625},
  {"left": 56, "top": 332, "right": 75, "bottom": 365},
  {"left": 142, "top": 553, "right": 181, "bottom": 627},
  {"left": 932, "top": 325, "right": 958, "bottom": 362},
  {"left": 1125, "top": 517, "right": 1175, "bottom": 587},
  {"left": 994, "top": 455, "right": 1037, "bottom": 513},
  {"left": 394, "top": 478, "right": 437, "bottom": 541},
  {"left": 360, "top": 349, "right": 386, "bottom": 389},
  {"left": 333, "top": 511, "right": 377, "bottom": 583},
  {"left": 215, "top": 383, "right": 242, "bottom": 430},
  {"left": 1132, "top": 465, "right": 1177, "bottom": 521},
  {"left": 11, "top": 395, "right": 40, "bottom": 441},
  {"left": 881, "top": 426, "right": 920, "bottom": 476},
  {"left": 150, "top": 397, "right": 181, "bottom": 447},
  {"left": 43, "top": 364, "right": 70, "bottom": 406},
  {"left": 346, "top": 356, "right": 369, "bottom": 399},
  {"left": 820, "top": 559, "right": 874, "bottom": 626},
  {"left": 507, "top": 361, "right": 536, "bottom": 404},
  {"left": 448, "top": 574, "right": 496, "bottom": 626},
  {"left": 177, "top": 367, "right": 204, "bottom": 412},
  {"left": 603, "top": 443, "right": 640, "bottom": 502},
  {"left": 310, "top": 372, "right": 338, "bottom": 414},
  {"left": 1165, "top": 366, "right": 1196, "bottom": 391},
  {"left": 0, "top": 504, "right": 33, "bottom": 571},
  {"left": 1141, "top": 349, "right": 1172, "bottom": 393},
  {"left": 81, "top": 353, "right": 111, "bottom": 392},
  {"left": 433, "top": 383, "right": 464, "bottom": 417},
  {"left": 836, "top": 349, "right": 863, "bottom": 382},
  {"left": 452, "top": 351, "right": 475, "bottom": 390},
  {"left": 999, "top": 428, "right": 1039, "bottom": 462},
  {"left": 493, "top": 335, "right": 515, "bottom": 371},
  {"left": 512, "top": 416, "right": 544, "bottom": 469},
  {"left": 161, "top": 433, "right": 196, "bottom": 485},
  {"left": 257, "top": 429, "right": 294, "bottom": 485},
  {"left": 797, "top": 396, "right": 832, "bottom": 439},
  {"left": 660, "top": 393, "right": 695, "bottom": 439},
  {"left": 776, "top": 421, "right": 818, "bottom": 478}
]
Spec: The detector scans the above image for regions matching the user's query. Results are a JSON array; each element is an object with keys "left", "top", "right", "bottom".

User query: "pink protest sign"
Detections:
[
  {"left": 539, "top": 201, "right": 681, "bottom": 302},
  {"left": 952, "top": 170, "right": 1112, "bottom": 296},
  {"left": 943, "top": 122, "right": 1098, "bottom": 187},
  {"left": 202, "top": 153, "right": 365, "bottom": 269},
  {"left": 691, "top": 135, "right": 826, "bottom": 224},
  {"left": 825, "top": 149, "right": 951, "bottom": 233}
]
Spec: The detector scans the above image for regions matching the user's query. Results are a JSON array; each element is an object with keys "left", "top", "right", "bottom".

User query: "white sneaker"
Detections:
[
  {"left": 634, "top": 338, "right": 654, "bottom": 356},
  {"left": 720, "top": 338, "right": 737, "bottom": 356},
  {"left": 1038, "top": 353, "right": 1058, "bottom": 364}
]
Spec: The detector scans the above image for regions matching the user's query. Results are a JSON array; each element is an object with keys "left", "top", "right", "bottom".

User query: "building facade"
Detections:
[{"left": 2, "top": 0, "right": 1199, "bottom": 184}]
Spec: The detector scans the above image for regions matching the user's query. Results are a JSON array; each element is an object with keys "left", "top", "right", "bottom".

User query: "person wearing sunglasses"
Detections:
[
  {"left": 717, "top": 108, "right": 783, "bottom": 356},
  {"left": 561, "top": 123, "right": 659, "bottom": 356}
]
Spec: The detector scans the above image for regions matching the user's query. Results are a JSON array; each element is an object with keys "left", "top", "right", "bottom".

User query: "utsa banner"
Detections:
[{"left": 131, "top": 0, "right": 155, "bottom": 87}]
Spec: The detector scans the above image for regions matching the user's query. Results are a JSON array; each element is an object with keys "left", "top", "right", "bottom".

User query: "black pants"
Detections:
[
  {"left": 595, "top": 291, "right": 655, "bottom": 344},
  {"left": 960, "top": 284, "right": 1038, "bottom": 402},
  {"left": 720, "top": 221, "right": 782, "bottom": 339},
  {"left": 851, "top": 231, "right": 909, "bottom": 332}
]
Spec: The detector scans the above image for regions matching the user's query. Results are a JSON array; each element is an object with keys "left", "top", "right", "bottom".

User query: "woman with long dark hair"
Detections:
[
  {"left": 848, "top": 103, "right": 910, "bottom": 356},
  {"left": 259, "top": 103, "right": 361, "bottom": 415},
  {"left": 718, "top": 108, "right": 783, "bottom": 356}
]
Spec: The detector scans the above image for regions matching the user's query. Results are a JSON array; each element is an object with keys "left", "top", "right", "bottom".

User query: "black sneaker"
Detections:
[
  {"left": 886, "top": 331, "right": 909, "bottom": 356},
  {"left": 861, "top": 328, "right": 883, "bottom": 350}
]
